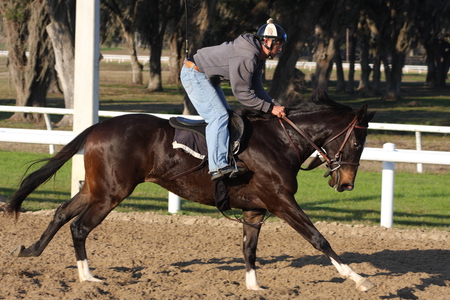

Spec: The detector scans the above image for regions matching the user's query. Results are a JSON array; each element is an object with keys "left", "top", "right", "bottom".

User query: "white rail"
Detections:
[
  {"left": 1, "top": 51, "right": 429, "bottom": 73},
  {"left": 1, "top": 106, "right": 449, "bottom": 228}
]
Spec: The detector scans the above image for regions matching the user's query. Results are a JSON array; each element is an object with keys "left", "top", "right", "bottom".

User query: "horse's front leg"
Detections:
[
  {"left": 270, "top": 196, "right": 375, "bottom": 292},
  {"left": 242, "top": 209, "right": 267, "bottom": 290}
]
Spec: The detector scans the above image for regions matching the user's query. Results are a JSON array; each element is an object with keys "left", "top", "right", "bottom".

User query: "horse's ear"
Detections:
[
  {"left": 356, "top": 105, "right": 375, "bottom": 125},
  {"left": 366, "top": 111, "right": 375, "bottom": 123}
]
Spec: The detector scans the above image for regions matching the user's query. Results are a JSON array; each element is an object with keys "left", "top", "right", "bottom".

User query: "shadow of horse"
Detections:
[
  {"left": 167, "top": 249, "right": 448, "bottom": 297},
  {"left": 339, "top": 249, "right": 449, "bottom": 287}
]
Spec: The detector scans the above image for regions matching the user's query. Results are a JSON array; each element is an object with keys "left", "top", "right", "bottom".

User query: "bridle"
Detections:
[{"left": 279, "top": 115, "right": 367, "bottom": 177}]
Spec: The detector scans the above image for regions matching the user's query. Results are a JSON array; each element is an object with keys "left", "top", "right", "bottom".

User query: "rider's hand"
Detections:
[{"left": 271, "top": 105, "right": 286, "bottom": 118}]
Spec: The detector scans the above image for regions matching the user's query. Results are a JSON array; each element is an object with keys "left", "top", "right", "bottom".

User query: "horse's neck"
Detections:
[{"left": 295, "top": 111, "right": 353, "bottom": 146}]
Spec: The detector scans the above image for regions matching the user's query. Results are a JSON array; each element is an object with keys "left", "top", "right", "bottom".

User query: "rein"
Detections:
[{"left": 279, "top": 115, "right": 365, "bottom": 176}]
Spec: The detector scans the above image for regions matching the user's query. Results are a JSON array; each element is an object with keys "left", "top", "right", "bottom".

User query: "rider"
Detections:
[{"left": 180, "top": 18, "right": 287, "bottom": 181}]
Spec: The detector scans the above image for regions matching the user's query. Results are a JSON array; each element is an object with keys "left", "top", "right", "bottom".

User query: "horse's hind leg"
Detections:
[
  {"left": 70, "top": 196, "right": 126, "bottom": 282},
  {"left": 242, "top": 209, "right": 267, "bottom": 290},
  {"left": 11, "top": 193, "right": 88, "bottom": 258}
]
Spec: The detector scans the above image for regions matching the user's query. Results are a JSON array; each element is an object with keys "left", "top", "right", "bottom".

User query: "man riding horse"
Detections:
[{"left": 181, "top": 18, "right": 287, "bottom": 181}]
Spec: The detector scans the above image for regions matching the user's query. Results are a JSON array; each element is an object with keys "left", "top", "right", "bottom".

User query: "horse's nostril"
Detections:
[{"left": 344, "top": 184, "right": 354, "bottom": 191}]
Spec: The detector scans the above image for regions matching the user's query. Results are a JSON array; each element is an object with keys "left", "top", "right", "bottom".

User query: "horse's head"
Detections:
[{"left": 322, "top": 105, "right": 374, "bottom": 192}]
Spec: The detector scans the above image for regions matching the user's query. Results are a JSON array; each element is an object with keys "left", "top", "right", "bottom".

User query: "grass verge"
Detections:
[{"left": 1, "top": 151, "right": 448, "bottom": 231}]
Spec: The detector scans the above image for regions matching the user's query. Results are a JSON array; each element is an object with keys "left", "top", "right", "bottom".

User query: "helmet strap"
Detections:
[{"left": 262, "top": 39, "right": 275, "bottom": 60}]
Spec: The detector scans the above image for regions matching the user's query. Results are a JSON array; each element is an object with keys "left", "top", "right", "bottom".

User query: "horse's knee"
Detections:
[
  {"left": 310, "top": 233, "right": 332, "bottom": 253},
  {"left": 70, "top": 219, "right": 86, "bottom": 233}
]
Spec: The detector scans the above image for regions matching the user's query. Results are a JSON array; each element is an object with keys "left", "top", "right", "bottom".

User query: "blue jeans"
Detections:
[{"left": 180, "top": 65, "right": 231, "bottom": 172}]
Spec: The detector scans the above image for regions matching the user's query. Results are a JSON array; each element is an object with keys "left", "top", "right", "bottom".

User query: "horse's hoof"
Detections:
[
  {"left": 83, "top": 276, "right": 103, "bottom": 283},
  {"left": 247, "top": 285, "right": 264, "bottom": 291},
  {"left": 356, "top": 278, "right": 375, "bottom": 291},
  {"left": 10, "top": 245, "right": 25, "bottom": 257}
]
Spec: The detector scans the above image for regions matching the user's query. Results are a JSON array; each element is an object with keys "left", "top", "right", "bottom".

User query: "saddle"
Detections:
[
  {"left": 169, "top": 110, "right": 246, "bottom": 157},
  {"left": 169, "top": 111, "right": 246, "bottom": 213}
]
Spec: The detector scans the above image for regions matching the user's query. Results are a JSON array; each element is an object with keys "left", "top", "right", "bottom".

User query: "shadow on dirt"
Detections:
[{"left": 170, "top": 248, "right": 449, "bottom": 299}]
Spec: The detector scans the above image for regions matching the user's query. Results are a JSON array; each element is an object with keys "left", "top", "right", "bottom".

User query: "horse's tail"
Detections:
[{"left": 5, "top": 124, "right": 98, "bottom": 220}]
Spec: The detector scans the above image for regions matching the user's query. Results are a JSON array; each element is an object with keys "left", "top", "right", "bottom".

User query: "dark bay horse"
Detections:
[{"left": 5, "top": 92, "right": 375, "bottom": 292}]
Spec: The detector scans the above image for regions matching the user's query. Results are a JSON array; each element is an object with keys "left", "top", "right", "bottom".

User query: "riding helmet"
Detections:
[{"left": 256, "top": 18, "right": 287, "bottom": 43}]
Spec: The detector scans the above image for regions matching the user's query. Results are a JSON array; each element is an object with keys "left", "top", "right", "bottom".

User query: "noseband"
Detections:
[{"left": 279, "top": 115, "right": 366, "bottom": 177}]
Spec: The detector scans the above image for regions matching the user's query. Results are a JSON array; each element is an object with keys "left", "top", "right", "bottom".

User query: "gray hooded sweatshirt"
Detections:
[{"left": 193, "top": 33, "right": 279, "bottom": 113}]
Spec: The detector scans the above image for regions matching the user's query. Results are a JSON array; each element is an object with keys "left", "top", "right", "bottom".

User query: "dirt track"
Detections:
[{"left": 0, "top": 210, "right": 449, "bottom": 300}]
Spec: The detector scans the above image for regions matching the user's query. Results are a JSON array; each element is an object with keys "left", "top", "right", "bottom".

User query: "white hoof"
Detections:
[
  {"left": 356, "top": 278, "right": 375, "bottom": 292},
  {"left": 10, "top": 245, "right": 25, "bottom": 257},
  {"left": 83, "top": 275, "right": 103, "bottom": 283},
  {"left": 247, "top": 284, "right": 264, "bottom": 291},
  {"left": 246, "top": 269, "right": 264, "bottom": 290},
  {"left": 77, "top": 259, "right": 103, "bottom": 282}
]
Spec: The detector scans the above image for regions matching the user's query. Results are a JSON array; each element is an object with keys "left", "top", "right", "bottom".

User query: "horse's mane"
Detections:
[{"left": 241, "top": 90, "right": 352, "bottom": 121}]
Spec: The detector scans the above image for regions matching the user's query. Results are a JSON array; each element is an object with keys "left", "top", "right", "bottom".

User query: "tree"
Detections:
[
  {"left": 311, "top": 24, "right": 336, "bottom": 91},
  {"left": 1, "top": 0, "right": 55, "bottom": 123},
  {"left": 137, "top": 0, "right": 177, "bottom": 92},
  {"left": 101, "top": 0, "right": 144, "bottom": 85},
  {"left": 416, "top": 0, "right": 450, "bottom": 88},
  {"left": 165, "top": 0, "right": 185, "bottom": 85},
  {"left": 269, "top": 0, "right": 328, "bottom": 103},
  {"left": 45, "top": 0, "right": 76, "bottom": 127},
  {"left": 385, "top": 1, "right": 418, "bottom": 100}
]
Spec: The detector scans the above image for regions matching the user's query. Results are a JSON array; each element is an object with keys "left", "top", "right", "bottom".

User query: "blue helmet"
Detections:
[{"left": 256, "top": 18, "right": 287, "bottom": 43}]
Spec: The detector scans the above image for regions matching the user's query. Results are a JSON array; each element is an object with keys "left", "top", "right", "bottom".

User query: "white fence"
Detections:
[
  {"left": 1, "top": 106, "right": 450, "bottom": 228},
  {"left": 101, "top": 54, "right": 431, "bottom": 74},
  {"left": 0, "top": 51, "right": 434, "bottom": 74}
]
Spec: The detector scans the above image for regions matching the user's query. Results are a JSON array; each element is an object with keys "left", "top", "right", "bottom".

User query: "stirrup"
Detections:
[{"left": 229, "top": 157, "right": 247, "bottom": 179}]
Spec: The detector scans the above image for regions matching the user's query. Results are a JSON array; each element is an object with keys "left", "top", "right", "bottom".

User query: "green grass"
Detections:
[{"left": 1, "top": 151, "right": 448, "bottom": 231}]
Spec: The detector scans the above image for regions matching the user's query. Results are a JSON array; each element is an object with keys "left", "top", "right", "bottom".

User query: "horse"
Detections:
[{"left": 5, "top": 91, "right": 375, "bottom": 292}]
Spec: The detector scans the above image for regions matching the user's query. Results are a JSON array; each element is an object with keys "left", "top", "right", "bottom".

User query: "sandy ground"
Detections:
[{"left": 0, "top": 210, "right": 448, "bottom": 300}]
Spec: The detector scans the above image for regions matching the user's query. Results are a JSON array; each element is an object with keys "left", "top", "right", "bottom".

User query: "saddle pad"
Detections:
[{"left": 173, "top": 128, "right": 207, "bottom": 160}]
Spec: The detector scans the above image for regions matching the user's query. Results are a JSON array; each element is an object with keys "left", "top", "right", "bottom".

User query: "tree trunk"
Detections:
[
  {"left": 123, "top": 31, "right": 143, "bottom": 85},
  {"left": 167, "top": 30, "right": 183, "bottom": 85},
  {"left": 2, "top": 13, "right": 28, "bottom": 114},
  {"left": 146, "top": 0, "right": 171, "bottom": 92},
  {"left": 357, "top": 28, "right": 372, "bottom": 92},
  {"left": 424, "top": 39, "right": 450, "bottom": 88},
  {"left": 371, "top": 55, "right": 381, "bottom": 94},
  {"left": 424, "top": 43, "right": 438, "bottom": 87},
  {"left": 46, "top": 23, "right": 75, "bottom": 127},
  {"left": 2, "top": 0, "right": 54, "bottom": 124},
  {"left": 147, "top": 42, "right": 163, "bottom": 92},
  {"left": 312, "top": 37, "right": 335, "bottom": 92},
  {"left": 45, "top": 0, "right": 76, "bottom": 127},
  {"left": 346, "top": 28, "right": 357, "bottom": 94},
  {"left": 385, "top": 52, "right": 405, "bottom": 101},
  {"left": 268, "top": 40, "right": 304, "bottom": 103},
  {"left": 382, "top": 55, "right": 392, "bottom": 95},
  {"left": 334, "top": 37, "right": 345, "bottom": 93}
]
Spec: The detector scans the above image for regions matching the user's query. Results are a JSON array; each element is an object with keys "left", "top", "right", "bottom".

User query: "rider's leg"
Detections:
[{"left": 180, "top": 66, "right": 229, "bottom": 173}]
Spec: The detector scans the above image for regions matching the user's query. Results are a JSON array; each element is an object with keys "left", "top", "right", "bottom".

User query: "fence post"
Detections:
[
  {"left": 43, "top": 114, "right": 55, "bottom": 154},
  {"left": 71, "top": 0, "right": 100, "bottom": 196},
  {"left": 380, "top": 143, "right": 396, "bottom": 228},
  {"left": 168, "top": 192, "right": 180, "bottom": 213},
  {"left": 415, "top": 131, "right": 423, "bottom": 173}
]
